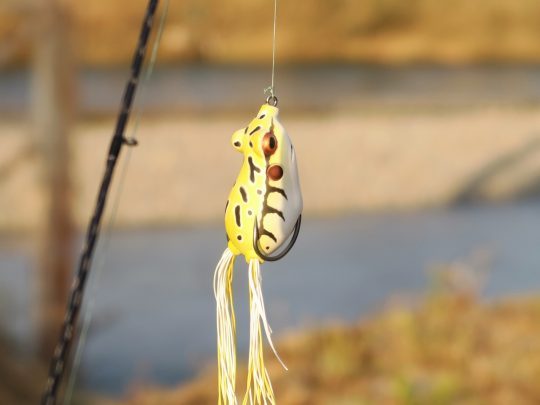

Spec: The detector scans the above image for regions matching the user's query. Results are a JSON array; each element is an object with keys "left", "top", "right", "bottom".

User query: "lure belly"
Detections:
[{"left": 214, "top": 103, "right": 302, "bottom": 404}]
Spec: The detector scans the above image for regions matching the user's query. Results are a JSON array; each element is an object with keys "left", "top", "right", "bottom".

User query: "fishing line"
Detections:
[
  {"left": 265, "top": 0, "right": 278, "bottom": 105},
  {"left": 41, "top": 1, "right": 162, "bottom": 403},
  {"left": 62, "top": 4, "right": 170, "bottom": 402}
]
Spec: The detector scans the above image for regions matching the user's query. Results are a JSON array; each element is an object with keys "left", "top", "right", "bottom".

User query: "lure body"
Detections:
[
  {"left": 225, "top": 104, "right": 302, "bottom": 261},
  {"left": 215, "top": 103, "right": 302, "bottom": 404}
]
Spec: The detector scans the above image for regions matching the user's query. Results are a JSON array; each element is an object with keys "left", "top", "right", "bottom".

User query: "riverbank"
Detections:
[
  {"left": 8, "top": 288, "right": 540, "bottom": 404},
  {"left": 117, "top": 290, "right": 540, "bottom": 404},
  {"left": 2, "top": 106, "right": 540, "bottom": 232}
]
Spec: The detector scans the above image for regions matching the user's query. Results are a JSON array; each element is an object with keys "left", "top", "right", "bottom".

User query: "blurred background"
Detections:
[{"left": 2, "top": 0, "right": 540, "bottom": 403}]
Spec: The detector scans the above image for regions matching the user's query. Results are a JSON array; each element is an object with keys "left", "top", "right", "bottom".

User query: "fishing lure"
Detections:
[{"left": 214, "top": 99, "right": 302, "bottom": 404}]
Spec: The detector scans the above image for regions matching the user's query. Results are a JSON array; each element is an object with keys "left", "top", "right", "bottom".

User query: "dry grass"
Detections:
[
  {"left": 3, "top": 0, "right": 540, "bottom": 66},
  {"left": 118, "top": 282, "right": 540, "bottom": 404}
]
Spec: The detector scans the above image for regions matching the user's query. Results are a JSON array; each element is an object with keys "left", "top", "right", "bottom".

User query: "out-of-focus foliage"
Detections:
[
  {"left": 3, "top": 0, "right": 540, "bottom": 66},
  {"left": 117, "top": 275, "right": 540, "bottom": 404}
]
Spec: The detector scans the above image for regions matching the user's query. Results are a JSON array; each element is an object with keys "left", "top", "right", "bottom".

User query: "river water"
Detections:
[
  {"left": 1, "top": 201, "right": 540, "bottom": 395},
  {"left": 3, "top": 65, "right": 540, "bottom": 115}
]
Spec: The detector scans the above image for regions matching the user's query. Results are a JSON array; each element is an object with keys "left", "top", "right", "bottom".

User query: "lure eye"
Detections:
[
  {"left": 262, "top": 132, "right": 278, "bottom": 156},
  {"left": 267, "top": 164, "right": 283, "bottom": 181}
]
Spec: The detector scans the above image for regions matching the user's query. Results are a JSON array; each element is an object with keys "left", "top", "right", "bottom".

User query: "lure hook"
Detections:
[{"left": 253, "top": 214, "right": 302, "bottom": 262}]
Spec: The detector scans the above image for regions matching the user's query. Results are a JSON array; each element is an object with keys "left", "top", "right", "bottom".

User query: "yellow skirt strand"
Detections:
[
  {"left": 214, "top": 252, "right": 286, "bottom": 405},
  {"left": 214, "top": 249, "right": 237, "bottom": 404},
  {"left": 243, "top": 259, "right": 286, "bottom": 405}
]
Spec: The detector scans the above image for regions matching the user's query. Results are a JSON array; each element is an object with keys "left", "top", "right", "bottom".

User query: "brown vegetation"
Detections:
[
  {"left": 119, "top": 284, "right": 540, "bottom": 404},
  {"left": 3, "top": 260, "right": 540, "bottom": 404}
]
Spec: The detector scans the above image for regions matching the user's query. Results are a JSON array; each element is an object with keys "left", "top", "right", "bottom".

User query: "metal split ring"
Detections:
[{"left": 266, "top": 95, "right": 278, "bottom": 107}]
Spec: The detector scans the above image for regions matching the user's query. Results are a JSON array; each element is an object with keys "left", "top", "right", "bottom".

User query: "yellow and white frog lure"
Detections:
[{"left": 213, "top": 102, "right": 302, "bottom": 404}]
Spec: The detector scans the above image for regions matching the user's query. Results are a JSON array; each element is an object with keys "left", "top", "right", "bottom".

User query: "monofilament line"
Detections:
[
  {"left": 265, "top": 0, "right": 278, "bottom": 104},
  {"left": 271, "top": 0, "right": 277, "bottom": 96}
]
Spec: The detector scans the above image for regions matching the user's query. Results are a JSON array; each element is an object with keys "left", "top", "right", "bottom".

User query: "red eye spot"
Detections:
[
  {"left": 267, "top": 164, "right": 283, "bottom": 181},
  {"left": 262, "top": 132, "right": 278, "bottom": 156}
]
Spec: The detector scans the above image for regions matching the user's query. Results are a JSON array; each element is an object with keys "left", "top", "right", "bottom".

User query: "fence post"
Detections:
[{"left": 30, "top": 0, "right": 75, "bottom": 360}]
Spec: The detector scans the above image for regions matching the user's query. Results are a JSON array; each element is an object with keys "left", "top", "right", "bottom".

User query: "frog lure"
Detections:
[{"left": 213, "top": 101, "right": 302, "bottom": 404}]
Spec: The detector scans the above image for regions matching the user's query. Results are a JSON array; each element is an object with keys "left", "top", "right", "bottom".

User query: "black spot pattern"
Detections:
[
  {"left": 239, "top": 187, "right": 248, "bottom": 203},
  {"left": 249, "top": 126, "right": 261, "bottom": 135},
  {"left": 255, "top": 135, "right": 289, "bottom": 252},
  {"left": 264, "top": 206, "right": 285, "bottom": 221},
  {"left": 235, "top": 205, "right": 241, "bottom": 227},
  {"left": 268, "top": 186, "right": 287, "bottom": 199},
  {"left": 248, "top": 157, "right": 261, "bottom": 183},
  {"left": 259, "top": 227, "right": 277, "bottom": 243}
]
